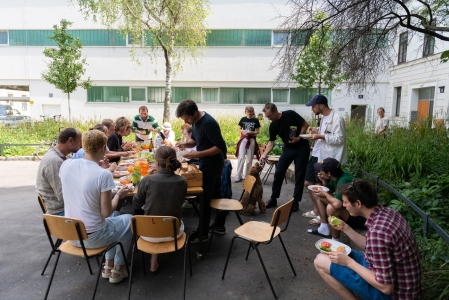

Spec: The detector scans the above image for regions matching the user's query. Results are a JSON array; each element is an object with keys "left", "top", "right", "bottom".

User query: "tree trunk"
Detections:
[
  {"left": 163, "top": 38, "right": 174, "bottom": 123},
  {"left": 67, "top": 93, "right": 72, "bottom": 123}
]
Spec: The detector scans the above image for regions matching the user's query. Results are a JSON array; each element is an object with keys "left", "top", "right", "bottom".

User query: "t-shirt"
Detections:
[
  {"left": 132, "top": 115, "right": 159, "bottom": 140},
  {"left": 268, "top": 110, "right": 309, "bottom": 149},
  {"left": 60, "top": 159, "right": 116, "bottom": 233},
  {"left": 375, "top": 117, "right": 389, "bottom": 133},
  {"left": 312, "top": 113, "right": 331, "bottom": 157},
  {"left": 72, "top": 148, "right": 85, "bottom": 159},
  {"left": 107, "top": 132, "right": 123, "bottom": 163},
  {"left": 328, "top": 170, "right": 355, "bottom": 201},
  {"left": 238, "top": 117, "right": 261, "bottom": 132}
]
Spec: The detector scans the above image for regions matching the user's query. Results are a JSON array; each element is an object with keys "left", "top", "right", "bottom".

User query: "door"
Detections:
[
  {"left": 417, "top": 101, "right": 430, "bottom": 120},
  {"left": 351, "top": 105, "right": 367, "bottom": 122}
]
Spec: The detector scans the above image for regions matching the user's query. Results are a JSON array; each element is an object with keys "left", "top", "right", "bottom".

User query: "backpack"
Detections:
[{"left": 221, "top": 159, "right": 232, "bottom": 199}]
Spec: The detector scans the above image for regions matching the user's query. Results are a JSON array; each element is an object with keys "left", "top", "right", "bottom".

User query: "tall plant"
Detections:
[{"left": 41, "top": 19, "right": 92, "bottom": 122}]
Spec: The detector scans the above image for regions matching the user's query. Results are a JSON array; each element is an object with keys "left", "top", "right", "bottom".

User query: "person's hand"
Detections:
[
  {"left": 175, "top": 142, "right": 186, "bottom": 150},
  {"left": 314, "top": 188, "right": 327, "bottom": 198},
  {"left": 327, "top": 251, "right": 352, "bottom": 266},
  {"left": 148, "top": 167, "right": 157, "bottom": 175},
  {"left": 288, "top": 136, "right": 301, "bottom": 144},
  {"left": 328, "top": 216, "right": 346, "bottom": 232},
  {"left": 183, "top": 150, "right": 199, "bottom": 159},
  {"left": 108, "top": 162, "right": 117, "bottom": 172},
  {"left": 259, "top": 156, "right": 267, "bottom": 165},
  {"left": 117, "top": 186, "right": 131, "bottom": 198},
  {"left": 310, "top": 134, "right": 322, "bottom": 141},
  {"left": 308, "top": 127, "right": 318, "bottom": 134}
]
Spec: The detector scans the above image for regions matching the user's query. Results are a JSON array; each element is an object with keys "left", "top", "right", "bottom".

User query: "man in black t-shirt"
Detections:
[{"left": 259, "top": 103, "right": 310, "bottom": 212}]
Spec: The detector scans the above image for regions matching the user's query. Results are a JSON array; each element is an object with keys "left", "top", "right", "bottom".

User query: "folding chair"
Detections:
[
  {"left": 221, "top": 198, "right": 296, "bottom": 299},
  {"left": 208, "top": 175, "right": 257, "bottom": 251},
  {"left": 128, "top": 216, "right": 192, "bottom": 300},
  {"left": 42, "top": 214, "right": 129, "bottom": 300},
  {"left": 261, "top": 156, "right": 287, "bottom": 185}
]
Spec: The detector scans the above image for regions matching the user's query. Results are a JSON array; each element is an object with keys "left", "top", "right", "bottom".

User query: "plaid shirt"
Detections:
[{"left": 365, "top": 204, "right": 422, "bottom": 299}]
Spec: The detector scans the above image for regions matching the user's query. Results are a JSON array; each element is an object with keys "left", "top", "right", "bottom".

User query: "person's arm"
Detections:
[
  {"left": 150, "top": 120, "right": 159, "bottom": 133},
  {"left": 132, "top": 119, "right": 139, "bottom": 133},
  {"left": 331, "top": 219, "right": 366, "bottom": 250},
  {"left": 323, "top": 192, "right": 342, "bottom": 209},
  {"left": 175, "top": 137, "right": 196, "bottom": 150},
  {"left": 323, "top": 114, "right": 346, "bottom": 145},
  {"left": 259, "top": 140, "right": 274, "bottom": 164},
  {"left": 378, "top": 118, "right": 388, "bottom": 133},
  {"left": 47, "top": 160, "right": 64, "bottom": 203},
  {"left": 238, "top": 126, "right": 248, "bottom": 136}
]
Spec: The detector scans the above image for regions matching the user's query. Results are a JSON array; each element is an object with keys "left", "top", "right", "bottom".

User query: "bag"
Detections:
[{"left": 221, "top": 159, "right": 232, "bottom": 199}]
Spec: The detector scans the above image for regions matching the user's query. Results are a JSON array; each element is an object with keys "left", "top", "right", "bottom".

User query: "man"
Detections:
[
  {"left": 175, "top": 99, "right": 227, "bottom": 242},
  {"left": 307, "top": 158, "right": 365, "bottom": 239},
  {"left": 259, "top": 102, "right": 309, "bottom": 212},
  {"left": 160, "top": 122, "right": 176, "bottom": 146},
  {"left": 303, "top": 94, "right": 347, "bottom": 219},
  {"left": 132, "top": 106, "right": 159, "bottom": 142},
  {"left": 314, "top": 179, "right": 422, "bottom": 300},
  {"left": 36, "top": 128, "right": 82, "bottom": 216}
]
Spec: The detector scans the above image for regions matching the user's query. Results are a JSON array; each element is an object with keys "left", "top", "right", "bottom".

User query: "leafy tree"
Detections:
[
  {"left": 76, "top": 0, "right": 211, "bottom": 122},
  {"left": 42, "top": 19, "right": 92, "bottom": 122}
]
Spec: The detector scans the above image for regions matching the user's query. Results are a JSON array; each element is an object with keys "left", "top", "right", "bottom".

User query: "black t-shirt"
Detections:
[
  {"left": 269, "top": 110, "right": 309, "bottom": 149},
  {"left": 191, "top": 112, "right": 227, "bottom": 166},
  {"left": 107, "top": 132, "right": 123, "bottom": 163},
  {"left": 238, "top": 117, "right": 261, "bottom": 132}
]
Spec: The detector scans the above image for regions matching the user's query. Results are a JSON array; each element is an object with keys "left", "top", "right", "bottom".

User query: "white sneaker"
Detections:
[{"left": 235, "top": 177, "right": 243, "bottom": 183}]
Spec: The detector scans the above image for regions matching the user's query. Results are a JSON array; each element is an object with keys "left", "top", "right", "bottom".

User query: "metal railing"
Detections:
[
  {"left": 0, "top": 143, "right": 45, "bottom": 156},
  {"left": 359, "top": 169, "right": 449, "bottom": 244}
]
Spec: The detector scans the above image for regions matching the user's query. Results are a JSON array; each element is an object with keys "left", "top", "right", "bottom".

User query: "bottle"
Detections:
[
  {"left": 155, "top": 134, "right": 161, "bottom": 148},
  {"left": 148, "top": 138, "right": 153, "bottom": 152}
]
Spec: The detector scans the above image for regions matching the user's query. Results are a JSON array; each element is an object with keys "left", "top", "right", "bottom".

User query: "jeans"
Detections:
[
  {"left": 198, "top": 161, "right": 223, "bottom": 234},
  {"left": 70, "top": 212, "right": 132, "bottom": 266},
  {"left": 53, "top": 211, "right": 64, "bottom": 216},
  {"left": 270, "top": 145, "right": 309, "bottom": 203}
]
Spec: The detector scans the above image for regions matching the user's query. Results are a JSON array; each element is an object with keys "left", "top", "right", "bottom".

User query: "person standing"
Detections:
[
  {"left": 375, "top": 107, "right": 389, "bottom": 134},
  {"left": 132, "top": 106, "right": 159, "bottom": 142},
  {"left": 235, "top": 106, "right": 261, "bottom": 182},
  {"left": 175, "top": 100, "right": 227, "bottom": 242},
  {"left": 259, "top": 103, "right": 309, "bottom": 212}
]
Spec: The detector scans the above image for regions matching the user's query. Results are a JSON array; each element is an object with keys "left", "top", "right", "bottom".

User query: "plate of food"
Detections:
[
  {"left": 299, "top": 134, "right": 313, "bottom": 139},
  {"left": 113, "top": 171, "right": 130, "bottom": 178},
  {"left": 115, "top": 166, "right": 128, "bottom": 171},
  {"left": 315, "top": 238, "right": 351, "bottom": 254},
  {"left": 307, "top": 185, "right": 330, "bottom": 192}
]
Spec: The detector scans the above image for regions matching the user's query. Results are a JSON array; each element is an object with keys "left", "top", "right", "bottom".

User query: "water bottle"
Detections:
[{"left": 155, "top": 134, "right": 161, "bottom": 148}]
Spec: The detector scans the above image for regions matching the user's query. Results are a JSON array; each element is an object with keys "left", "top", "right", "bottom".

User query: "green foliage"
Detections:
[
  {"left": 442, "top": 50, "right": 449, "bottom": 63},
  {"left": 42, "top": 19, "right": 92, "bottom": 122}
]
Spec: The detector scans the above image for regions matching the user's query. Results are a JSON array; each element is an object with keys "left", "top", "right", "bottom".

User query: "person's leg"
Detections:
[
  {"left": 244, "top": 138, "right": 255, "bottom": 178},
  {"left": 314, "top": 196, "right": 330, "bottom": 236},
  {"left": 269, "top": 148, "right": 294, "bottom": 201},
  {"left": 236, "top": 139, "right": 247, "bottom": 181},
  {"left": 150, "top": 254, "right": 159, "bottom": 272},
  {"left": 304, "top": 156, "right": 319, "bottom": 215},
  {"left": 292, "top": 145, "right": 310, "bottom": 203}
]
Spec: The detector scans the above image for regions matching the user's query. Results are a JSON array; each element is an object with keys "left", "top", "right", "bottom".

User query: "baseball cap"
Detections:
[
  {"left": 306, "top": 94, "right": 328, "bottom": 107},
  {"left": 314, "top": 157, "right": 342, "bottom": 176}
]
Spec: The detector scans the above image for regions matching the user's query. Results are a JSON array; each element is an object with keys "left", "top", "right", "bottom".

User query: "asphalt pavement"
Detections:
[{"left": 0, "top": 160, "right": 343, "bottom": 300}]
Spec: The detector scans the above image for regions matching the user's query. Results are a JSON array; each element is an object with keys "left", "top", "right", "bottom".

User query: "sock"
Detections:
[
  {"left": 318, "top": 223, "right": 330, "bottom": 236},
  {"left": 332, "top": 238, "right": 340, "bottom": 242}
]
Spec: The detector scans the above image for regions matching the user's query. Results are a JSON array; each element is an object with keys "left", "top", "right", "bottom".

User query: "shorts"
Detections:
[
  {"left": 330, "top": 251, "right": 393, "bottom": 300},
  {"left": 346, "top": 215, "right": 366, "bottom": 229},
  {"left": 305, "top": 156, "right": 319, "bottom": 182}
]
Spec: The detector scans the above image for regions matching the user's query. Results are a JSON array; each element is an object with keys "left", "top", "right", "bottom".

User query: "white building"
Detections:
[{"left": 0, "top": 0, "right": 387, "bottom": 122}]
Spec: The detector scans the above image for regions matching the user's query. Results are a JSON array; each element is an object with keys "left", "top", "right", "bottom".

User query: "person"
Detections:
[
  {"left": 303, "top": 94, "right": 347, "bottom": 219},
  {"left": 36, "top": 128, "right": 82, "bottom": 216},
  {"left": 314, "top": 179, "right": 422, "bottom": 300},
  {"left": 307, "top": 158, "right": 366, "bottom": 239},
  {"left": 160, "top": 122, "right": 176, "bottom": 146},
  {"left": 132, "top": 106, "right": 159, "bottom": 142},
  {"left": 375, "top": 107, "right": 389, "bottom": 134},
  {"left": 259, "top": 102, "right": 309, "bottom": 212},
  {"left": 180, "top": 125, "right": 199, "bottom": 165},
  {"left": 107, "top": 117, "right": 134, "bottom": 163},
  {"left": 132, "top": 146, "right": 187, "bottom": 273},
  {"left": 60, "top": 129, "right": 133, "bottom": 284},
  {"left": 175, "top": 99, "right": 227, "bottom": 242},
  {"left": 235, "top": 106, "right": 260, "bottom": 183}
]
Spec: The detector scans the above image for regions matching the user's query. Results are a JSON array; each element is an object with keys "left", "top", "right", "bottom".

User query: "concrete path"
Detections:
[{"left": 0, "top": 160, "right": 342, "bottom": 300}]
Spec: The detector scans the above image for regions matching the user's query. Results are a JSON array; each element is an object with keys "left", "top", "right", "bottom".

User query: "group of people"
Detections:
[{"left": 35, "top": 96, "right": 421, "bottom": 299}]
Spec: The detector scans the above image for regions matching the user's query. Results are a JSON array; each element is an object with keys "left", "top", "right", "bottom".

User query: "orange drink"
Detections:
[{"left": 120, "top": 177, "right": 131, "bottom": 185}]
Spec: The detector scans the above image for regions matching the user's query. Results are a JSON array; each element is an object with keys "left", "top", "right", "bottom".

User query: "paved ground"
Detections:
[{"left": 0, "top": 160, "right": 343, "bottom": 300}]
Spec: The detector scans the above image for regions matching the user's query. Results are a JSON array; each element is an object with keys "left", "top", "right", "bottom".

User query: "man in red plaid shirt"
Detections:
[{"left": 314, "top": 179, "right": 421, "bottom": 300}]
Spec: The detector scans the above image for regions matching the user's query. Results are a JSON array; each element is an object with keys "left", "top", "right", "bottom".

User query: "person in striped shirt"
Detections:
[{"left": 132, "top": 106, "right": 159, "bottom": 142}]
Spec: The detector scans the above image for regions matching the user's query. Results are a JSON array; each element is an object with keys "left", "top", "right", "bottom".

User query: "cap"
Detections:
[
  {"left": 161, "top": 122, "right": 172, "bottom": 130},
  {"left": 314, "top": 157, "right": 342, "bottom": 175},
  {"left": 306, "top": 94, "right": 328, "bottom": 107}
]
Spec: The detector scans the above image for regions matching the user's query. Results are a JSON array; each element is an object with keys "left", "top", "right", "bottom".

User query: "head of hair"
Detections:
[
  {"left": 176, "top": 100, "right": 198, "bottom": 118},
  {"left": 245, "top": 106, "right": 255, "bottom": 118},
  {"left": 115, "top": 117, "right": 130, "bottom": 131},
  {"left": 337, "top": 179, "right": 379, "bottom": 208},
  {"left": 155, "top": 146, "right": 181, "bottom": 173},
  {"left": 139, "top": 106, "right": 148, "bottom": 112},
  {"left": 183, "top": 125, "right": 192, "bottom": 135},
  {"left": 378, "top": 107, "right": 385, "bottom": 113},
  {"left": 89, "top": 124, "right": 107, "bottom": 133},
  {"left": 101, "top": 118, "right": 114, "bottom": 129},
  {"left": 262, "top": 102, "right": 278, "bottom": 113},
  {"left": 180, "top": 123, "right": 190, "bottom": 131},
  {"left": 58, "top": 128, "right": 78, "bottom": 144},
  {"left": 82, "top": 130, "right": 107, "bottom": 154}
]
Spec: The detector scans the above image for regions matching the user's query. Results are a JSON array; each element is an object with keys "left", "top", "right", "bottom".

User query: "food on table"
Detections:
[
  {"left": 312, "top": 186, "right": 322, "bottom": 192},
  {"left": 336, "top": 246, "right": 346, "bottom": 253},
  {"left": 318, "top": 241, "right": 332, "bottom": 252},
  {"left": 113, "top": 171, "right": 130, "bottom": 177},
  {"left": 329, "top": 216, "right": 341, "bottom": 227},
  {"left": 116, "top": 166, "right": 128, "bottom": 171}
]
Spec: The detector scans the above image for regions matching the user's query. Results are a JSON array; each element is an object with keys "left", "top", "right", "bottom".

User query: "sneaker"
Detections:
[
  {"left": 188, "top": 231, "right": 208, "bottom": 244},
  {"left": 208, "top": 224, "right": 226, "bottom": 235},
  {"left": 182, "top": 200, "right": 193, "bottom": 209},
  {"left": 235, "top": 176, "right": 243, "bottom": 183}
]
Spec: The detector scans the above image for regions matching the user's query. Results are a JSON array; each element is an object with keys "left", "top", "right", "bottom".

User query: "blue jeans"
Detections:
[
  {"left": 53, "top": 211, "right": 64, "bottom": 216},
  {"left": 270, "top": 145, "right": 309, "bottom": 203},
  {"left": 70, "top": 212, "right": 132, "bottom": 266}
]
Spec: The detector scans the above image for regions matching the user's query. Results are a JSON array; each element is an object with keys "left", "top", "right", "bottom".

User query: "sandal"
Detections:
[
  {"left": 109, "top": 268, "right": 128, "bottom": 284},
  {"left": 102, "top": 265, "right": 113, "bottom": 279},
  {"left": 309, "top": 216, "right": 321, "bottom": 226},
  {"left": 302, "top": 210, "right": 318, "bottom": 218}
]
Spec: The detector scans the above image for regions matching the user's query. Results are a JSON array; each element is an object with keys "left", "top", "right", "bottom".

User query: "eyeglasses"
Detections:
[{"left": 348, "top": 179, "right": 356, "bottom": 190}]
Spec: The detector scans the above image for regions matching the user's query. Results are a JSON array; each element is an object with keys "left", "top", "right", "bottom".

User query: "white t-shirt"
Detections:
[
  {"left": 60, "top": 159, "right": 116, "bottom": 233},
  {"left": 163, "top": 129, "right": 176, "bottom": 144},
  {"left": 375, "top": 117, "right": 389, "bottom": 133},
  {"left": 312, "top": 114, "right": 331, "bottom": 157}
]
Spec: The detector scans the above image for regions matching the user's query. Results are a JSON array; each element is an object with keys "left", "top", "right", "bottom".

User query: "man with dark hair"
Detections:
[
  {"left": 314, "top": 179, "right": 422, "bottom": 300},
  {"left": 175, "top": 99, "right": 228, "bottom": 242},
  {"left": 36, "top": 128, "right": 82, "bottom": 216},
  {"left": 259, "top": 102, "right": 309, "bottom": 212},
  {"left": 132, "top": 106, "right": 159, "bottom": 142},
  {"left": 307, "top": 158, "right": 365, "bottom": 239}
]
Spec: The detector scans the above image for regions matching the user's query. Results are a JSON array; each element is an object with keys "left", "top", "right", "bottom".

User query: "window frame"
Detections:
[
  {"left": 272, "top": 30, "right": 290, "bottom": 47},
  {"left": 423, "top": 34, "right": 435, "bottom": 57},
  {"left": 398, "top": 32, "right": 408, "bottom": 64},
  {"left": 272, "top": 88, "right": 290, "bottom": 104},
  {"left": 130, "top": 87, "right": 147, "bottom": 102},
  {"left": 395, "top": 86, "right": 401, "bottom": 117},
  {"left": 201, "top": 87, "right": 220, "bottom": 104},
  {"left": 0, "top": 30, "right": 8, "bottom": 46}
]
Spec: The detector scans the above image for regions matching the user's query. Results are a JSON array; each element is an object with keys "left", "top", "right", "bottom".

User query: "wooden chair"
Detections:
[
  {"left": 258, "top": 143, "right": 287, "bottom": 185},
  {"left": 128, "top": 216, "right": 191, "bottom": 300},
  {"left": 221, "top": 198, "right": 296, "bottom": 299},
  {"left": 42, "top": 214, "right": 128, "bottom": 300},
  {"left": 208, "top": 175, "right": 257, "bottom": 251},
  {"left": 38, "top": 193, "right": 47, "bottom": 213}
]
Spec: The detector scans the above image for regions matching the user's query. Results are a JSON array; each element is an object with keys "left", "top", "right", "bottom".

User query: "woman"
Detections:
[
  {"left": 375, "top": 107, "right": 389, "bottom": 134},
  {"left": 132, "top": 146, "right": 187, "bottom": 273},
  {"left": 107, "top": 117, "right": 133, "bottom": 163},
  {"left": 161, "top": 122, "right": 176, "bottom": 146},
  {"left": 235, "top": 106, "right": 261, "bottom": 182}
]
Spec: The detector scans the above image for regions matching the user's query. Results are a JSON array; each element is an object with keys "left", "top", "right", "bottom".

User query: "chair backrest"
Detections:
[
  {"left": 242, "top": 175, "right": 256, "bottom": 195},
  {"left": 38, "top": 193, "right": 47, "bottom": 213},
  {"left": 43, "top": 214, "right": 88, "bottom": 240},
  {"left": 130, "top": 216, "right": 180, "bottom": 238},
  {"left": 270, "top": 198, "right": 294, "bottom": 228}
]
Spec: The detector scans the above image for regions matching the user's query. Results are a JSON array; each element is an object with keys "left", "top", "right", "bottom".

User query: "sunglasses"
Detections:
[{"left": 348, "top": 179, "right": 356, "bottom": 190}]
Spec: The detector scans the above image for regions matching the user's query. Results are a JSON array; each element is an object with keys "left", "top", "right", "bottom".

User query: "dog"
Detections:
[{"left": 240, "top": 162, "right": 266, "bottom": 216}]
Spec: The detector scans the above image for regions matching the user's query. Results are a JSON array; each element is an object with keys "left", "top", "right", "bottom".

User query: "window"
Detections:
[
  {"left": 206, "top": 30, "right": 271, "bottom": 46},
  {"left": 398, "top": 32, "right": 408, "bottom": 64},
  {"left": 243, "top": 88, "right": 270, "bottom": 104},
  {"left": 130, "top": 87, "right": 146, "bottom": 102},
  {"left": 171, "top": 87, "right": 201, "bottom": 103},
  {"left": 22, "top": 102, "right": 28, "bottom": 111},
  {"left": 290, "top": 88, "right": 332, "bottom": 105},
  {"left": 395, "top": 87, "right": 401, "bottom": 117},
  {"left": 87, "top": 86, "right": 129, "bottom": 102},
  {"left": 0, "top": 30, "right": 8, "bottom": 45},
  {"left": 220, "top": 88, "right": 243, "bottom": 104},
  {"left": 273, "top": 31, "right": 289, "bottom": 46},
  {"left": 423, "top": 34, "right": 435, "bottom": 57},
  {"left": 202, "top": 88, "right": 219, "bottom": 103},
  {"left": 272, "top": 89, "right": 289, "bottom": 103},
  {"left": 147, "top": 87, "right": 165, "bottom": 103}
]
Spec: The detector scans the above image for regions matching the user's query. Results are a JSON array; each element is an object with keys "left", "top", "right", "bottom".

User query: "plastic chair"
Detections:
[
  {"left": 221, "top": 198, "right": 296, "bottom": 299},
  {"left": 208, "top": 175, "right": 257, "bottom": 251},
  {"left": 42, "top": 214, "right": 128, "bottom": 300},
  {"left": 128, "top": 216, "right": 192, "bottom": 300}
]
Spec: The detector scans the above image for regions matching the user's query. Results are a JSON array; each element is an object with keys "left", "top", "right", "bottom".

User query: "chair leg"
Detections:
[
  {"left": 188, "top": 198, "right": 200, "bottom": 217},
  {"left": 252, "top": 241, "right": 277, "bottom": 299},
  {"left": 234, "top": 211, "right": 243, "bottom": 225},
  {"left": 188, "top": 237, "right": 192, "bottom": 277},
  {"left": 95, "top": 255, "right": 100, "bottom": 266},
  {"left": 222, "top": 236, "right": 237, "bottom": 279},
  {"left": 278, "top": 235, "right": 296, "bottom": 276},
  {"left": 262, "top": 164, "right": 273, "bottom": 185},
  {"left": 141, "top": 251, "right": 146, "bottom": 275},
  {"left": 183, "top": 241, "right": 187, "bottom": 300},
  {"left": 41, "top": 239, "right": 62, "bottom": 275},
  {"left": 207, "top": 213, "right": 218, "bottom": 252},
  {"left": 44, "top": 251, "right": 61, "bottom": 300},
  {"left": 85, "top": 253, "right": 94, "bottom": 275},
  {"left": 128, "top": 244, "right": 136, "bottom": 300},
  {"left": 92, "top": 252, "right": 106, "bottom": 300},
  {"left": 245, "top": 242, "right": 252, "bottom": 260}
]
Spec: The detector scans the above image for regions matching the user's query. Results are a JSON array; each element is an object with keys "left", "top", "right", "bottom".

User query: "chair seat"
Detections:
[
  {"left": 59, "top": 241, "right": 109, "bottom": 257},
  {"left": 210, "top": 199, "right": 243, "bottom": 211},
  {"left": 234, "top": 221, "right": 281, "bottom": 243},
  {"left": 266, "top": 157, "right": 280, "bottom": 164},
  {"left": 137, "top": 232, "right": 187, "bottom": 254}
]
